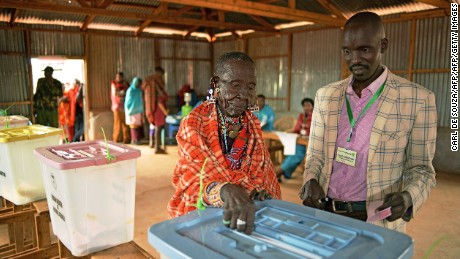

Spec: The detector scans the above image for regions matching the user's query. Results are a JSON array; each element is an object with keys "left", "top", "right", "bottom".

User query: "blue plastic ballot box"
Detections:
[{"left": 148, "top": 200, "right": 413, "bottom": 259}]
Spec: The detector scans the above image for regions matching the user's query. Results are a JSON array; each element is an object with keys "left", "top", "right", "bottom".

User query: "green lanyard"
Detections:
[{"left": 345, "top": 80, "right": 386, "bottom": 142}]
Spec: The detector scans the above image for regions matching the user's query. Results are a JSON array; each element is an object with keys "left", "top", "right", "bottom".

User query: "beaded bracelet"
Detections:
[{"left": 202, "top": 182, "right": 229, "bottom": 207}]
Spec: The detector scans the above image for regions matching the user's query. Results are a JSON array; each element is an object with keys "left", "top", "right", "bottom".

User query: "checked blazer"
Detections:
[{"left": 301, "top": 70, "right": 437, "bottom": 232}]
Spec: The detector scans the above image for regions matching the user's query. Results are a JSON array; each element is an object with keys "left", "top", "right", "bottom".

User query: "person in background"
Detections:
[
  {"left": 300, "top": 12, "right": 436, "bottom": 232},
  {"left": 168, "top": 52, "right": 281, "bottom": 234},
  {"left": 125, "top": 77, "right": 144, "bottom": 145},
  {"left": 33, "top": 66, "right": 64, "bottom": 128},
  {"left": 72, "top": 79, "right": 84, "bottom": 142},
  {"left": 255, "top": 94, "right": 275, "bottom": 131},
  {"left": 276, "top": 98, "right": 314, "bottom": 182},
  {"left": 144, "top": 67, "right": 168, "bottom": 154},
  {"left": 111, "top": 72, "right": 130, "bottom": 144},
  {"left": 58, "top": 82, "right": 79, "bottom": 141}
]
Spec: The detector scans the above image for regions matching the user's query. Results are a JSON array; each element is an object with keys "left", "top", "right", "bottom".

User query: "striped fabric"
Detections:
[
  {"left": 302, "top": 70, "right": 437, "bottom": 232},
  {"left": 168, "top": 102, "right": 281, "bottom": 218}
]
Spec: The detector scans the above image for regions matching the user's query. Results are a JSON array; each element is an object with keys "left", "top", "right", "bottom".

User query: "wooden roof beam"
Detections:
[
  {"left": 231, "top": 31, "right": 240, "bottom": 39},
  {"left": 136, "top": 3, "right": 168, "bottom": 36},
  {"left": 9, "top": 8, "right": 19, "bottom": 26},
  {"left": 184, "top": 25, "right": 200, "bottom": 38},
  {"left": 76, "top": 0, "right": 89, "bottom": 7},
  {"left": 173, "top": 6, "right": 195, "bottom": 17},
  {"left": 1, "top": 0, "right": 276, "bottom": 32},
  {"left": 414, "top": 0, "right": 451, "bottom": 9},
  {"left": 288, "top": 0, "right": 295, "bottom": 9},
  {"left": 383, "top": 8, "right": 449, "bottom": 23},
  {"left": 249, "top": 15, "right": 275, "bottom": 30},
  {"left": 218, "top": 10, "right": 225, "bottom": 23},
  {"left": 315, "top": 0, "right": 346, "bottom": 19},
  {"left": 81, "top": 14, "right": 95, "bottom": 31},
  {"left": 206, "top": 27, "right": 215, "bottom": 42},
  {"left": 98, "top": 0, "right": 115, "bottom": 8},
  {"left": 159, "top": 0, "right": 344, "bottom": 27}
]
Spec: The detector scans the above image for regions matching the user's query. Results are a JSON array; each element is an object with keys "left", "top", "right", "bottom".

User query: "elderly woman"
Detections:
[{"left": 168, "top": 52, "right": 281, "bottom": 234}]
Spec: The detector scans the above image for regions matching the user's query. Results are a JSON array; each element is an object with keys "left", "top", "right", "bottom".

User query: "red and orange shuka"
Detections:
[{"left": 168, "top": 102, "right": 281, "bottom": 218}]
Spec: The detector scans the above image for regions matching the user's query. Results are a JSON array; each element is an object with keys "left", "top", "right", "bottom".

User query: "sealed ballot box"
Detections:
[
  {"left": 0, "top": 115, "right": 31, "bottom": 129},
  {"left": 149, "top": 199, "right": 413, "bottom": 259},
  {"left": 0, "top": 125, "right": 62, "bottom": 205},
  {"left": 34, "top": 140, "right": 141, "bottom": 256}
]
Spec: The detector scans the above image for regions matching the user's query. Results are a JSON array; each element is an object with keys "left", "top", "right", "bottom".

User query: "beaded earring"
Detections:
[
  {"left": 206, "top": 76, "right": 219, "bottom": 104},
  {"left": 247, "top": 100, "right": 259, "bottom": 113}
]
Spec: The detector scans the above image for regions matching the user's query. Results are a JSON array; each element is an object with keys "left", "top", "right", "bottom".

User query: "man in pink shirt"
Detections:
[{"left": 300, "top": 12, "right": 437, "bottom": 232}]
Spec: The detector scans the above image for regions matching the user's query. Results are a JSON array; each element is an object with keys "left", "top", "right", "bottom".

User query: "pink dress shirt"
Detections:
[{"left": 327, "top": 67, "right": 388, "bottom": 201}]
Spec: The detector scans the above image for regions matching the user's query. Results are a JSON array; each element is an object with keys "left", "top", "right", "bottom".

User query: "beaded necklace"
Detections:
[{"left": 216, "top": 106, "right": 244, "bottom": 153}]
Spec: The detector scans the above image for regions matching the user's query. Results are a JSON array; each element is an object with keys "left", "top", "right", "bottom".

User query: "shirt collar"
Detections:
[{"left": 346, "top": 66, "right": 388, "bottom": 96}]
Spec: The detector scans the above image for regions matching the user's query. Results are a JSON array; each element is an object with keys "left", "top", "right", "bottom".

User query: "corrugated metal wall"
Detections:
[
  {"left": 213, "top": 40, "right": 243, "bottom": 66},
  {"left": 157, "top": 38, "right": 212, "bottom": 109},
  {"left": 247, "top": 35, "right": 289, "bottom": 111},
  {"left": 413, "top": 16, "right": 450, "bottom": 127},
  {"left": 382, "top": 21, "right": 411, "bottom": 72},
  {"left": 0, "top": 29, "right": 30, "bottom": 116},
  {"left": 87, "top": 34, "right": 157, "bottom": 111},
  {"left": 0, "top": 15, "right": 451, "bottom": 127},
  {"left": 291, "top": 28, "right": 342, "bottom": 112},
  {"left": 30, "top": 30, "right": 84, "bottom": 56}
]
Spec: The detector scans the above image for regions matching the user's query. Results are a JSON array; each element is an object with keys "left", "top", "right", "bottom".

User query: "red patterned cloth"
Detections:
[{"left": 168, "top": 102, "right": 281, "bottom": 218}]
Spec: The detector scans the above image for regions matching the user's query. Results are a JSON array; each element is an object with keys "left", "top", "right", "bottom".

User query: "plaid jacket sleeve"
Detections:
[{"left": 402, "top": 88, "right": 437, "bottom": 218}]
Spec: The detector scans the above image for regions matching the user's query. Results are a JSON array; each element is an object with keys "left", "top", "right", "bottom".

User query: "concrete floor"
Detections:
[
  {"left": 133, "top": 145, "right": 460, "bottom": 259},
  {"left": 1, "top": 144, "right": 459, "bottom": 258}
]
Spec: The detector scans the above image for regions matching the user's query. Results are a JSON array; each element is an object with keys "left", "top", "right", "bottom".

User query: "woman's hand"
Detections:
[
  {"left": 220, "top": 184, "right": 256, "bottom": 234},
  {"left": 250, "top": 189, "right": 271, "bottom": 201}
]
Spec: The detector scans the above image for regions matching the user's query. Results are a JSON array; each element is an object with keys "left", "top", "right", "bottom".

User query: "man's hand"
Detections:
[
  {"left": 300, "top": 179, "right": 326, "bottom": 210},
  {"left": 221, "top": 184, "right": 256, "bottom": 234},
  {"left": 376, "top": 191, "right": 413, "bottom": 222}
]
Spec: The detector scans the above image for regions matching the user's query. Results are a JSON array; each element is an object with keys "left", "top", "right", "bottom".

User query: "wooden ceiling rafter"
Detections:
[
  {"left": 81, "top": 14, "right": 95, "bottom": 31},
  {"left": 288, "top": 0, "right": 295, "bottom": 9},
  {"left": 259, "top": 0, "right": 283, "bottom": 4},
  {"left": 159, "top": 0, "right": 345, "bottom": 27},
  {"left": 9, "top": 8, "right": 19, "bottom": 26},
  {"left": 0, "top": 0, "right": 277, "bottom": 32},
  {"left": 79, "top": 0, "right": 114, "bottom": 32},
  {"left": 76, "top": 0, "right": 89, "bottom": 7},
  {"left": 184, "top": 25, "right": 201, "bottom": 38},
  {"left": 315, "top": 0, "right": 346, "bottom": 19},
  {"left": 173, "top": 6, "right": 195, "bottom": 17},
  {"left": 218, "top": 10, "right": 225, "bottom": 23},
  {"left": 136, "top": 2, "right": 168, "bottom": 36},
  {"left": 414, "top": 0, "right": 451, "bottom": 9},
  {"left": 249, "top": 15, "right": 276, "bottom": 30},
  {"left": 98, "top": 0, "right": 115, "bottom": 8},
  {"left": 231, "top": 30, "right": 241, "bottom": 39}
]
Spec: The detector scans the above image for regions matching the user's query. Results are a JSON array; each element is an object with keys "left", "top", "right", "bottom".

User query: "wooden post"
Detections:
[
  {"left": 25, "top": 30, "right": 34, "bottom": 122},
  {"left": 408, "top": 18, "right": 417, "bottom": 81},
  {"left": 84, "top": 33, "right": 90, "bottom": 140},
  {"left": 154, "top": 38, "right": 161, "bottom": 67},
  {"left": 210, "top": 41, "right": 214, "bottom": 75},
  {"left": 287, "top": 33, "right": 293, "bottom": 111}
]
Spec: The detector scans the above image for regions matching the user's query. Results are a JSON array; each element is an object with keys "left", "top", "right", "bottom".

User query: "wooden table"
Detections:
[{"left": 262, "top": 131, "right": 309, "bottom": 146}]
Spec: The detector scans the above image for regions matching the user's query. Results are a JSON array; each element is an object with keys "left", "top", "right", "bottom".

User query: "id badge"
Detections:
[
  {"left": 300, "top": 129, "right": 307, "bottom": 136},
  {"left": 336, "top": 147, "right": 357, "bottom": 167}
]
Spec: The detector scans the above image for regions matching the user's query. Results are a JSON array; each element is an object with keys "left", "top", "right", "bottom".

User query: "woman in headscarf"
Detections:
[
  {"left": 168, "top": 52, "right": 281, "bottom": 235},
  {"left": 125, "top": 77, "right": 144, "bottom": 145}
]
